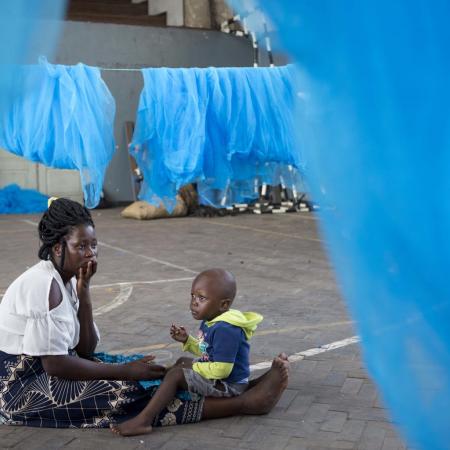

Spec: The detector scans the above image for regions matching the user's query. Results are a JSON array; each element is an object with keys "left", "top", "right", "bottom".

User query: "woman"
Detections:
[{"left": 0, "top": 198, "right": 289, "bottom": 429}]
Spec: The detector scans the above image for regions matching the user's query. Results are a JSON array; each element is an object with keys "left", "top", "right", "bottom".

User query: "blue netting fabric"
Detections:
[
  {"left": 0, "top": 58, "right": 116, "bottom": 209},
  {"left": 130, "top": 65, "right": 304, "bottom": 210},
  {"left": 0, "top": 184, "right": 48, "bottom": 214},
  {"left": 94, "top": 352, "right": 192, "bottom": 400},
  {"left": 227, "top": 1, "right": 450, "bottom": 449},
  {"left": 0, "top": 1, "right": 66, "bottom": 115}
]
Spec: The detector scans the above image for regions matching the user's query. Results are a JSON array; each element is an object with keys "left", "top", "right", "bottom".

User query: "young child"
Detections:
[{"left": 111, "top": 268, "right": 263, "bottom": 437}]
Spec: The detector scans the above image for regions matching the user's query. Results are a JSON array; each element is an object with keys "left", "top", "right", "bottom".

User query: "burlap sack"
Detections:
[
  {"left": 178, "top": 184, "right": 198, "bottom": 211},
  {"left": 121, "top": 196, "right": 187, "bottom": 220}
]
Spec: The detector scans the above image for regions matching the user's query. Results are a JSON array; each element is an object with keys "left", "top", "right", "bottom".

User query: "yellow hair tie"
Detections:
[{"left": 47, "top": 196, "right": 59, "bottom": 208}]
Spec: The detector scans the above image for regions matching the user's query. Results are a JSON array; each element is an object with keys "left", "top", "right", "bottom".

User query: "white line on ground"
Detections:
[
  {"left": 93, "top": 284, "right": 133, "bottom": 316},
  {"left": 199, "top": 219, "right": 323, "bottom": 243},
  {"left": 91, "top": 277, "right": 193, "bottom": 289},
  {"left": 97, "top": 241, "right": 197, "bottom": 274},
  {"left": 111, "top": 321, "right": 354, "bottom": 354},
  {"left": 249, "top": 335, "right": 360, "bottom": 371},
  {"left": 256, "top": 320, "right": 353, "bottom": 337},
  {"left": 20, "top": 219, "right": 38, "bottom": 226},
  {"left": 291, "top": 213, "right": 318, "bottom": 221},
  {"left": 93, "top": 278, "right": 195, "bottom": 316},
  {"left": 17, "top": 220, "right": 197, "bottom": 275},
  {"left": 103, "top": 336, "right": 359, "bottom": 371}
]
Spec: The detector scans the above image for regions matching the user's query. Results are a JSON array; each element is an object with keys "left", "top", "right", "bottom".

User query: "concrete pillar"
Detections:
[
  {"left": 184, "top": 0, "right": 212, "bottom": 29},
  {"left": 210, "top": 0, "right": 234, "bottom": 30},
  {"left": 148, "top": 0, "right": 184, "bottom": 27}
]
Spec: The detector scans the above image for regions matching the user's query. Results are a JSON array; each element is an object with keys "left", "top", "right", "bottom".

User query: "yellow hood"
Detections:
[{"left": 206, "top": 309, "right": 263, "bottom": 340}]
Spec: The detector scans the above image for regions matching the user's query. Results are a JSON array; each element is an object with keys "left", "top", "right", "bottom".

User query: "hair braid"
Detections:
[{"left": 38, "top": 198, "right": 94, "bottom": 264}]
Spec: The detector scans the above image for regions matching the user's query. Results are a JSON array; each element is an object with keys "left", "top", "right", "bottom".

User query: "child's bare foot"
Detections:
[
  {"left": 241, "top": 353, "right": 290, "bottom": 414},
  {"left": 110, "top": 417, "right": 153, "bottom": 437}
]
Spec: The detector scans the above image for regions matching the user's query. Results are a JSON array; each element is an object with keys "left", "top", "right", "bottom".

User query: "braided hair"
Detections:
[{"left": 38, "top": 198, "right": 94, "bottom": 270}]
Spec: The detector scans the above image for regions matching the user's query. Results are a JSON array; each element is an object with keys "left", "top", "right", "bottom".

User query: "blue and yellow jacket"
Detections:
[{"left": 183, "top": 309, "right": 263, "bottom": 383}]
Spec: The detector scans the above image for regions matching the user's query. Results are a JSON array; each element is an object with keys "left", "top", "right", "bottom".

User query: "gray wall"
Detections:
[{"left": 54, "top": 21, "right": 258, "bottom": 203}]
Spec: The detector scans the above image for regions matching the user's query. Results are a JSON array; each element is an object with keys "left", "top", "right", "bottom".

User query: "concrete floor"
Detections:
[{"left": 0, "top": 209, "right": 408, "bottom": 450}]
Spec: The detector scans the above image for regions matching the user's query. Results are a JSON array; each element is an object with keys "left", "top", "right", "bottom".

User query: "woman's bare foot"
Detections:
[
  {"left": 241, "top": 353, "right": 290, "bottom": 415},
  {"left": 110, "top": 417, "right": 153, "bottom": 437},
  {"left": 248, "top": 353, "right": 289, "bottom": 388}
]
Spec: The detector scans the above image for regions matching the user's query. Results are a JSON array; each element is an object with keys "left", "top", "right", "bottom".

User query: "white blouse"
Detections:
[{"left": 0, "top": 260, "right": 98, "bottom": 356}]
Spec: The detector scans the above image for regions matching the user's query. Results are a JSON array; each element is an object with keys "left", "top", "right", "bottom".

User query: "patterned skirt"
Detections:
[{"left": 0, "top": 351, "right": 204, "bottom": 428}]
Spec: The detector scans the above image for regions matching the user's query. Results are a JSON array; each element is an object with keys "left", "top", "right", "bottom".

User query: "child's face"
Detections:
[{"left": 190, "top": 275, "right": 230, "bottom": 321}]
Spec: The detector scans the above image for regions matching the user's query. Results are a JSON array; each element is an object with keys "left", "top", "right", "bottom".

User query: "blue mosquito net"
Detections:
[
  {"left": 0, "top": 58, "right": 116, "bottom": 209},
  {"left": 130, "top": 65, "right": 304, "bottom": 210},
  {"left": 0, "top": 184, "right": 48, "bottom": 214},
  {"left": 227, "top": 1, "right": 450, "bottom": 449}
]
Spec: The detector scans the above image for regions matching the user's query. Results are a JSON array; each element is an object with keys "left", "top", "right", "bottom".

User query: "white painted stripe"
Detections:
[
  {"left": 94, "top": 278, "right": 195, "bottom": 316},
  {"left": 199, "top": 220, "right": 322, "bottom": 243},
  {"left": 110, "top": 321, "right": 354, "bottom": 355},
  {"left": 98, "top": 241, "right": 197, "bottom": 274},
  {"left": 17, "top": 220, "right": 196, "bottom": 275},
  {"left": 249, "top": 336, "right": 360, "bottom": 371},
  {"left": 91, "top": 277, "right": 193, "bottom": 289},
  {"left": 93, "top": 284, "right": 133, "bottom": 316},
  {"left": 20, "top": 219, "right": 38, "bottom": 226}
]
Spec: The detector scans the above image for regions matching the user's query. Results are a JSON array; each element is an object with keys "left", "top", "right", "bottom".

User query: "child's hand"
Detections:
[{"left": 170, "top": 323, "right": 189, "bottom": 344}]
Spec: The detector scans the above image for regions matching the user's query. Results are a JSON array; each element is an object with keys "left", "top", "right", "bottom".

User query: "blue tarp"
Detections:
[
  {"left": 227, "top": 1, "right": 450, "bottom": 449},
  {"left": 131, "top": 65, "right": 304, "bottom": 210},
  {"left": 0, "top": 58, "right": 116, "bottom": 209},
  {"left": 0, "top": 184, "right": 48, "bottom": 214}
]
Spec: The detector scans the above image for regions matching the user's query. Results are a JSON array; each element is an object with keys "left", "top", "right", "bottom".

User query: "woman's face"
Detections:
[{"left": 54, "top": 224, "right": 98, "bottom": 276}]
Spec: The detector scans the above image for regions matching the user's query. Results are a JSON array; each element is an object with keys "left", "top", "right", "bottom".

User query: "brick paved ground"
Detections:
[{"left": 0, "top": 210, "right": 409, "bottom": 449}]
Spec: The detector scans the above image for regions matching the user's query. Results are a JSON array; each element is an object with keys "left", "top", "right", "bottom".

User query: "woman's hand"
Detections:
[
  {"left": 75, "top": 260, "right": 98, "bottom": 357},
  {"left": 170, "top": 324, "right": 189, "bottom": 343},
  {"left": 41, "top": 354, "right": 166, "bottom": 381},
  {"left": 125, "top": 355, "right": 167, "bottom": 380},
  {"left": 76, "top": 260, "right": 97, "bottom": 300}
]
